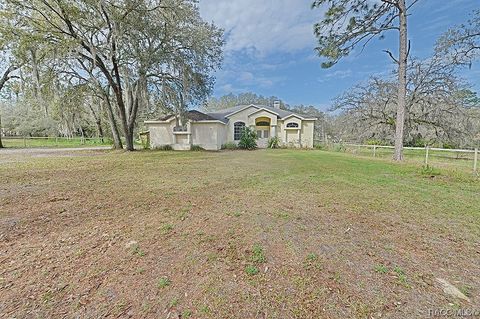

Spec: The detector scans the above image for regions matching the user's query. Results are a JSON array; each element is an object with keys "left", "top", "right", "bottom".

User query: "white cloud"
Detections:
[{"left": 199, "top": 0, "right": 320, "bottom": 55}]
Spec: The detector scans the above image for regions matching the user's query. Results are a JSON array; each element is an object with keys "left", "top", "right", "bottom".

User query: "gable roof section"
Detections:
[
  {"left": 146, "top": 105, "right": 318, "bottom": 125},
  {"left": 207, "top": 104, "right": 301, "bottom": 122},
  {"left": 247, "top": 107, "right": 280, "bottom": 117},
  {"left": 147, "top": 110, "right": 227, "bottom": 124}
]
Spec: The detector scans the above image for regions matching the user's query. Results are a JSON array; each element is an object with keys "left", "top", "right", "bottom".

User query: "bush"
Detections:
[
  {"left": 221, "top": 142, "right": 238, "bottom": 150},
  {"left": 267, "top": 136, "right": 280, "bottom": 149},
  {"left": 238, "top": 127, "right": 257, "bottom": 150},
  {"left": 365, "top": 139, "right": 388, "bottom": 146},
  {"left": 333, "top": 143, "right": 346, "bottom": 152},
  {"left": 190, "top": 145, "right": 205, "bottom": 151},
  {"left": 155, "top": 144, "right": 173, "bottom": 151}
]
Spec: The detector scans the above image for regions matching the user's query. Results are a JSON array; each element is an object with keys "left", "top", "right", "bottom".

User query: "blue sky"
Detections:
[{"left": 199, "top": 0, "right": 480, "bottom": 110}]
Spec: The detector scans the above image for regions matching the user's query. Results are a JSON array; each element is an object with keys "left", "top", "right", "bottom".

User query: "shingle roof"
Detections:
[
  {"left": 154, "top": 105, "right": 313, "bottom": 124},
  {"left": 156, "top": 110, "right": 221, "bottom": 122},
  {"left": 207, "top": 104, "right": 297, "bottom": 122}
]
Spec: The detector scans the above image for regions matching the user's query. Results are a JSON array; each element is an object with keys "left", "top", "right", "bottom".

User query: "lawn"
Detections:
[
  {"left": 1, "top": 137, "right": 112, "bottom": 148},
  {"left": 0, "top": 149, "right": 479, "bottom": 318}
]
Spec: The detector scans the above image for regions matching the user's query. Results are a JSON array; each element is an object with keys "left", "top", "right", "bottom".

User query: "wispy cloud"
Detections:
[{"left": 199, "top": 0, "right": 320, "bottom": 55}]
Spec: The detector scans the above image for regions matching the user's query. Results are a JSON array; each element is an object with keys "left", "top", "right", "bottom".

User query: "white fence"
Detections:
[{"left": 341, "top": 143, "right": 478, "bottom": 174}]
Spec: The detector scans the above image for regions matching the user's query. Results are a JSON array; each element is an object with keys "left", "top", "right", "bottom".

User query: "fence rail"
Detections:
[
  {"left": 321, "top": 142, "right": 479, "bottom": 174},
  {"left": 1, "top": 136, "right": 111, "bottom": 148}
]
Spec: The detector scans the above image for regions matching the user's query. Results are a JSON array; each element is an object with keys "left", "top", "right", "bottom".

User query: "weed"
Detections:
[
  {"left": 136, "top": 267, "right": 145, "bottom": 274},
  {"left": 190, "top": 145, "right": 205, "bottom": 151},
  {"left": 251, "top": 244, "right": 266, "bottom": 263},
  {"left": 200, "top": 305, "right": 210, "bottom": 314},
  {"left": 155, "top": 144, "right": 173, "bottom": 151},
  {"left": 276, "top": 212, "right": 290, "bottom": 220},
  {"left": 131, "top": 244, "right": 145, "bottom": 257},
  {"left": 374, "top": 264, "right": 389, "bottom": 274},
  {"left": 245, "top": 265, "right": 259, "bottom": 276},
  {"left": 459, "top": 285, "right": 472, "bottom": 297},
  {"left": 158, "top": 277, "right": 171, "bottom": 288},
  {"left": 226, "top": 211, "right": 242, "bottom": 217},
  {"left": 304, "top": 253, "right": 322, "bottom": 271},
  {"left": 306, "top": 253, "right": 318, "bottom": 262},
  {"left": 169, "top": 298, "right": 178, "bottom": 307},
  {"left": 42, "top": 291, "right": 53, "bottom": 304},
  {"left": 394, "top": 266, "right": 409, "bottom": 287},
  {"left": 421, "top": 165, "right": 441, "bottom": 177},
  {"left": 221, "top": 142, "right": 238, "bottom": 150},
  {"left": 161, "top": 223, "right": 174, "bottom": 234},
  {"left": 182, "top": 310, "right": 192, "bottom": 318}
]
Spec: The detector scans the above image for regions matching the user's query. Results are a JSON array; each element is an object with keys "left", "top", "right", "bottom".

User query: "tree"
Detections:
[
  {"left": 312, "top": 0, "right": 419, "bottom": 160},
  {"left": 331, "top": 54, "right": 476, "bottom": 147},
  {"left": 0, "top": 11, "right": 21, "bottom": 148},
  {"left": 6, "top": 0, "right": 223, "bottom": 151}
]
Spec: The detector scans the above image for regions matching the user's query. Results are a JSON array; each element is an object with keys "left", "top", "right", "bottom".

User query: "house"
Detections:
[{"left": 144, "top": 102, "right": 317, "bottom": 150}]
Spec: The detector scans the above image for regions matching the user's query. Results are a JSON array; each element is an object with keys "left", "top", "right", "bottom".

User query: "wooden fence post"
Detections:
[
  {"left": 425, "top": 146, "right": 430, "bottom": 166},
  {"left": 373, "top": 145, "right": 377, "bottom": 157},
  {"left": 474, "top": 148, "right": 478, "bottom": 174},
  {"left": 23, "top": 137, "right": 26, "bottom": 147}
]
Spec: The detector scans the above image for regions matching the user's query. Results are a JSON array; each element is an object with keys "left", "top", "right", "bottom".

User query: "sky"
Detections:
[{"left": 199, "top": 0, "right": 480, "bottom": 110}]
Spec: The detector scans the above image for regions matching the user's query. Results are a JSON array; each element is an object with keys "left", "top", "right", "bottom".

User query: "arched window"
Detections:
[
  {"left": 256, "top": 121, "right": 270, "bottom": 127},
  {"left": 286, "top": 122, "right": 299, "bottom": 128},
  {"left": 234, "top": 122, "right": 245, "bottom": 140}
]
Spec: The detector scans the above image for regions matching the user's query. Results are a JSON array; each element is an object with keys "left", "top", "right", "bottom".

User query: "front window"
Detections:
[
  {"left": 286, "top": 122, "right": 299, "bottom": 128},
  {"left": 234, "top": 122, "right": 245, "bottom": 140}
]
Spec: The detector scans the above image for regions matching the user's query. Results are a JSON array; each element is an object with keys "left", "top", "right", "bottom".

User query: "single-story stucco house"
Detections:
[{"left": 144, "top": 102, "right": 317, "bottom": 150}]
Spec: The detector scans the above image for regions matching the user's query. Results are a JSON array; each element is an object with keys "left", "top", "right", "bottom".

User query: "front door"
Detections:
[{"left": 256, "top": 128, "right": 269, "bottom": 148}]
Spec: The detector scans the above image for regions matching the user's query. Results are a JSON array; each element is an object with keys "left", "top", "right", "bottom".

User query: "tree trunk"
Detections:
[
  {"left": 30, "top": 49, "right": 47, "bottom": 117},
  {"left": 96, "top": 120, "right": 104, "bottom": 142},
  {"left": 103, "top": 96, "right": 123, "bottom": 149},
  {"left": 394, "top": 0, "right": 408, "bottom": 161},
  {"left": 0, "top": 114, "right": 4, "bottom": 149}
]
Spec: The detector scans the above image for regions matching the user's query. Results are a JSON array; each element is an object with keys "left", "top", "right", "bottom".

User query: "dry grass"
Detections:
[{"left": 0, "top": 149, "right": 479, "bottom": 318}]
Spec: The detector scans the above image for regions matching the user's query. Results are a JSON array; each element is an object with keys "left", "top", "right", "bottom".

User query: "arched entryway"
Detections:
[{"left": 255, "top": 117, "right": 271, "bottom": 148}]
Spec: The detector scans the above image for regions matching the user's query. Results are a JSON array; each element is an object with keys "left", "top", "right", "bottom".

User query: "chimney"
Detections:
[{"left": 273, "top": 100, "right": 281, "bottom": 109}]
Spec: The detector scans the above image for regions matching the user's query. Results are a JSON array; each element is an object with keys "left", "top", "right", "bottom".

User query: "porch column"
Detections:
[{"left": 270, "top": 125, "right": 276, "bottom": 139}]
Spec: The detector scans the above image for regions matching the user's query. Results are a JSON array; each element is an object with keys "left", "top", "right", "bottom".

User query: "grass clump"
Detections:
[
  {"left": 161, "top": 223, "right": 174, "bottom": 234},
  {"left": 374, "top": 264, "right": 389, "bottom": 274},
  {"left": 245, "top": 265, "right": 259, "bottom": 276},
  {"left": 190, "top": 145, "right": 205, "bottom": 151},
  {"left": 421, "top": 165, "right": 441, "bottom": 177},
  {"left": 157, "top": 277, "right": 171, "bottom": 288},
  {"left": 221, "top": 142, "right": 238, "bottom": 150},
  {"left": 393, "top": 266, "right": 409, "bottom": 287},
  {"left": 250, "top": 244, "right": 266, "bottom": 263},
  {"left": 155, "top": 144, "right": 173, "bottom": 151}
]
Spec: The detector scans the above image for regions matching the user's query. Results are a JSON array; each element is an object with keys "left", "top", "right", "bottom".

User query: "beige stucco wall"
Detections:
[
  {"left": 226, "top": 106, "right": 281, "bottom": 143},
  {"left": 277, "top": 117, "right": 314, "bottom": 148},
  {"left": 301, "top": 120, "right": 315, "bottom": 148},
  {"left": 191, "top": 122, "right": 226, "bottom": 150},
  {"left": 147, "top": 122, "right": 175, "bottom": 148}
]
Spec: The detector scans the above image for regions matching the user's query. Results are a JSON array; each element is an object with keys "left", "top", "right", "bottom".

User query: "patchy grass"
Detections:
[
  {"left": 0, "top": 148, "right": 479, "bottom": 318},
  {"left": 1, "top": 137, "right": 112, "bottom": 148}
]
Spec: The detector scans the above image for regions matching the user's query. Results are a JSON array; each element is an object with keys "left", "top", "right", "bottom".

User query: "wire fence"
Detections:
[
  {"left": 316, "top": 142, "right": 479, "bottom": 175},
  {"left": 1, "top": 136, "right": 112, "bottom": 148}
]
